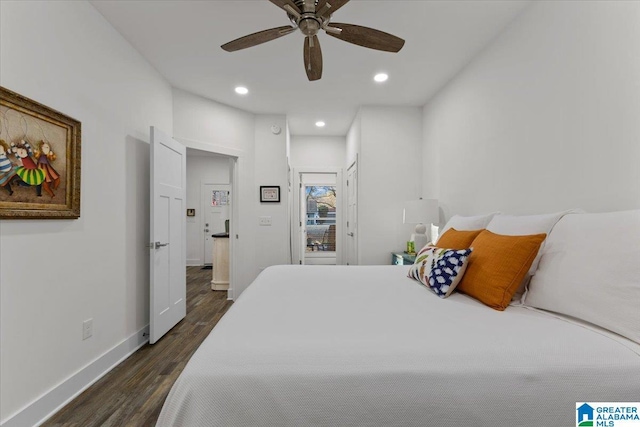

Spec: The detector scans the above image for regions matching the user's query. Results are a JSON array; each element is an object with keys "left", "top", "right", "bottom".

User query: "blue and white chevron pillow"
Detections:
[{"left": 408, "top": 246, "right": 473, "bottom": 298}]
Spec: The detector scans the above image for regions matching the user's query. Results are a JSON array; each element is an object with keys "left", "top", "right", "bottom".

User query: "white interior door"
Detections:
[
  {"left": 150, "top": 126, "right": 186, "bottom": 344},
  {"left": 346, "top": 162, "right": 358, "bottom": 265},
  {"left": 202, "top": 184, "right": 230, "bottom": 265}
]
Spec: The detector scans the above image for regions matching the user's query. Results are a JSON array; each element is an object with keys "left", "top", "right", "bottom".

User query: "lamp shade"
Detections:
[{"left": 403, "top": 199, "right": 439, "bottom": 225}]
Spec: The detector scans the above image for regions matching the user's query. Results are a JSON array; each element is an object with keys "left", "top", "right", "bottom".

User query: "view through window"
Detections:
[{"left": 305, "top": 186, "right": 336, "bottom": 252}]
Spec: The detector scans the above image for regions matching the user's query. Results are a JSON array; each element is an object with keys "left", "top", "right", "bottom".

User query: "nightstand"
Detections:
[{"left": 391, "top": 252, "right": 416, "bottom": 265}]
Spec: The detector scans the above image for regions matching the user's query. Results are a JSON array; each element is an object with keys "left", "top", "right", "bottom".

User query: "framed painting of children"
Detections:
[{"left": 0, "top": 87, "right": 81, "bottom": 219}]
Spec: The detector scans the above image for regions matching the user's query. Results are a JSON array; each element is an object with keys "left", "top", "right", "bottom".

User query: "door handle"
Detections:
[
  {"left": 347, "top": 232, "right": 354, "bottom": 237},
  {"left": 155, "top": 241, "right": 169, "bottom": 249}
]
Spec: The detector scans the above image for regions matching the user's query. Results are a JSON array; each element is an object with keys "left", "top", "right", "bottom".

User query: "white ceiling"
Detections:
[{"left": 91, "top": 0, "right": 529, "bottom": 136}]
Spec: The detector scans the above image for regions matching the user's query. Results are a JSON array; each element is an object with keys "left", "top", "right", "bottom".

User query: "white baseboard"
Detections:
[
  {"left": 186, "top": 258, "right": 202, "bottom": 266},
  {"left": 1, "top": 325, "right": 150, "bottom": 427}
]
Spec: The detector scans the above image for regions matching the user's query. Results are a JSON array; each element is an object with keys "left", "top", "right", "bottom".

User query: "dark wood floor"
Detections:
[{"left": 44, "top": 267, "right": 233, "bottom": 427}]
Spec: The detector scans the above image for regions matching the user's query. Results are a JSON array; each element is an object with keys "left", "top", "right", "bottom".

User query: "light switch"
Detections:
[{"left": 259, "top": 216, "right": 272, "bottom": 226}]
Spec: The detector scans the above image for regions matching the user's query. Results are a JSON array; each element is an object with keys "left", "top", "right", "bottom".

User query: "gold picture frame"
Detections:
[{"left": 0, "top": 87, "right": 81, "bottom": 219}]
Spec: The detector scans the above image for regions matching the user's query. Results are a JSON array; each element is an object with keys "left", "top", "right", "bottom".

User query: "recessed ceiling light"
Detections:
[
  {"left": 374, "top": 73, "right": 389, "bottom": 83},
  {"left": 235, "top": 86, "right": 249, "bottom": 95},
  {"left": 315, "top": 121, "right": 326, "bottom": 128}
]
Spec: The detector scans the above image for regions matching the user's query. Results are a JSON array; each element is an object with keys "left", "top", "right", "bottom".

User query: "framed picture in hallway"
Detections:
[
  {"left": 0, "top": 86, "right": 81, "bottom": 219},
  {"left": 260, "top": 185, "right": 280, "bottom": 203}
]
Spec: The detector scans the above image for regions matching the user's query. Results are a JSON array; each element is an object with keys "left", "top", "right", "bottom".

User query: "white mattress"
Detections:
[{"left": 156, "top": 265, "right": 640, "bottom": 426}]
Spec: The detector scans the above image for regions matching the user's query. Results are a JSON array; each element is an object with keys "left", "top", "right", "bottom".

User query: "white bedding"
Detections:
[{"left": 157, "top": 265, "right": 640, "bottom": 426}]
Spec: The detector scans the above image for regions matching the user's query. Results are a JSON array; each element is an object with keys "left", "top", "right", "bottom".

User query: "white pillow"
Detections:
[
  {"left": 439, "top": 212, "right": 499, "bottom": 236},
  {"left": 487, "top": 210, "right": 583, "bottom": 239},
  {"left": 486, "top": 209, "right": 583, "bottom": 302},
  {"left": 525, "top": 210, "right": 640, "bottom": 345}
]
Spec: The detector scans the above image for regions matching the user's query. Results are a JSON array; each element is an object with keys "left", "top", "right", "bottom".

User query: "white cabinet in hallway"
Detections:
[{"left": 211, "top": 234, "right": 229, "bottom": 291}]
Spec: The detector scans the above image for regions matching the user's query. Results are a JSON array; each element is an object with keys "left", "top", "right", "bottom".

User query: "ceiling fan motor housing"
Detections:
[{"left": 299, "top": 17, "right": 321, "bottom": 36}]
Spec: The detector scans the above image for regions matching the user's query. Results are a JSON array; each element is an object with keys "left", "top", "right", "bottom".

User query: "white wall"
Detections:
[
  {"left": 186, "top": 152, "right": 231, "bottom": 265},
  {"left": 346, "top": 112, "right": 361, "bottom": 168},
  {"left": 173, "top": 89, "right": 289, "bottom": 297},
  {"left": 357, "top": 106, "right": 423, "bottom": 265},
  {"left": 0, "top": 1, "right": 173, "bottom": 425},
  {"left": 254, "top": 115, "right": 290, "bottom": 272},
  {"left": 173, "top": 88, "right": 255, "bottom": 154},
  {"left": 290, "top": 136, "right": 346, "bottom": 169},
  {"left": 422, "top": 1, "right": 640, "bottom": 219}
]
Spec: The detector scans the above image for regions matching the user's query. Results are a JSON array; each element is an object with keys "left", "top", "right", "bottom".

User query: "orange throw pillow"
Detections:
[
  {"left": 436, "top": 228, "right": 483, "bottom": 249},
  {"left": 457, "top": 230, "right": 546, "bottom": 311}
]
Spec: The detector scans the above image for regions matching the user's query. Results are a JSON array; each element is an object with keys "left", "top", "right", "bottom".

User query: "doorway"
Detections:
[
  {"left": 202, "top": 183, "right": 231, "bottom": 265},
  {"left": 293, "top": 169, "right": 343, "bottom": 265},
  {"left": 304, "top": 184, "right": 337, "bottom": 264},
  {"left": 185, "top": 148, "right": 235, "bottom": 299}
]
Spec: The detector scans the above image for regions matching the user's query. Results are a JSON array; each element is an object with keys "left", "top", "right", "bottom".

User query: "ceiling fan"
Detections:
[{"left": 221, "top": 0, "right": 405, "bottom": 81}]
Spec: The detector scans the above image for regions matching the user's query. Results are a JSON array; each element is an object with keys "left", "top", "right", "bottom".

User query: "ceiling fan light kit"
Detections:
[{"left": 221, "top": 0, "right": 405, "bottom": 81}]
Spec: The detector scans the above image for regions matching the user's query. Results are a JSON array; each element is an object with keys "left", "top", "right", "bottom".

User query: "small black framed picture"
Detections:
[
  {"left": 186, "top": 208, "right": 195, "bottom": 217},
  {"left": 260, "top": 186, "right": 280, "bottom": 203}
]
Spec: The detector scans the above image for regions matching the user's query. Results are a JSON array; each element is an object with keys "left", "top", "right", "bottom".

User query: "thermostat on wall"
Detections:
[{"left": 271, "top": 125, "right": 281, "bottom": 135}]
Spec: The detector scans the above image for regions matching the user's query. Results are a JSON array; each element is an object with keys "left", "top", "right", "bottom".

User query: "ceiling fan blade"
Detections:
[
  {"left": 268, "top": 0, "right": 301, "bottom": 15},
  {"left": 221, "top": 26, "right": 296, "bottom": 52},
  {"left": 304, "top": 35, "right": 323, "bottom": 81},
  {"left": 325, "top": 23, "right": 405, "bottom": 53},
  {"left": 316, "top": 0, "right": 350, "bottom": 18}
]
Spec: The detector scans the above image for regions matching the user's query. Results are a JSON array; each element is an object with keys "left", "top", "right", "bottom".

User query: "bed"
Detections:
[{"left": 156, "top": 264, "right": 640, "bottom": 427}]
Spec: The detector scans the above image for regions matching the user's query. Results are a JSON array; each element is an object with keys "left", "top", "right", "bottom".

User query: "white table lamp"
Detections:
[{"left": 403, "top": 199, "right": 439, "bottom": 251}]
